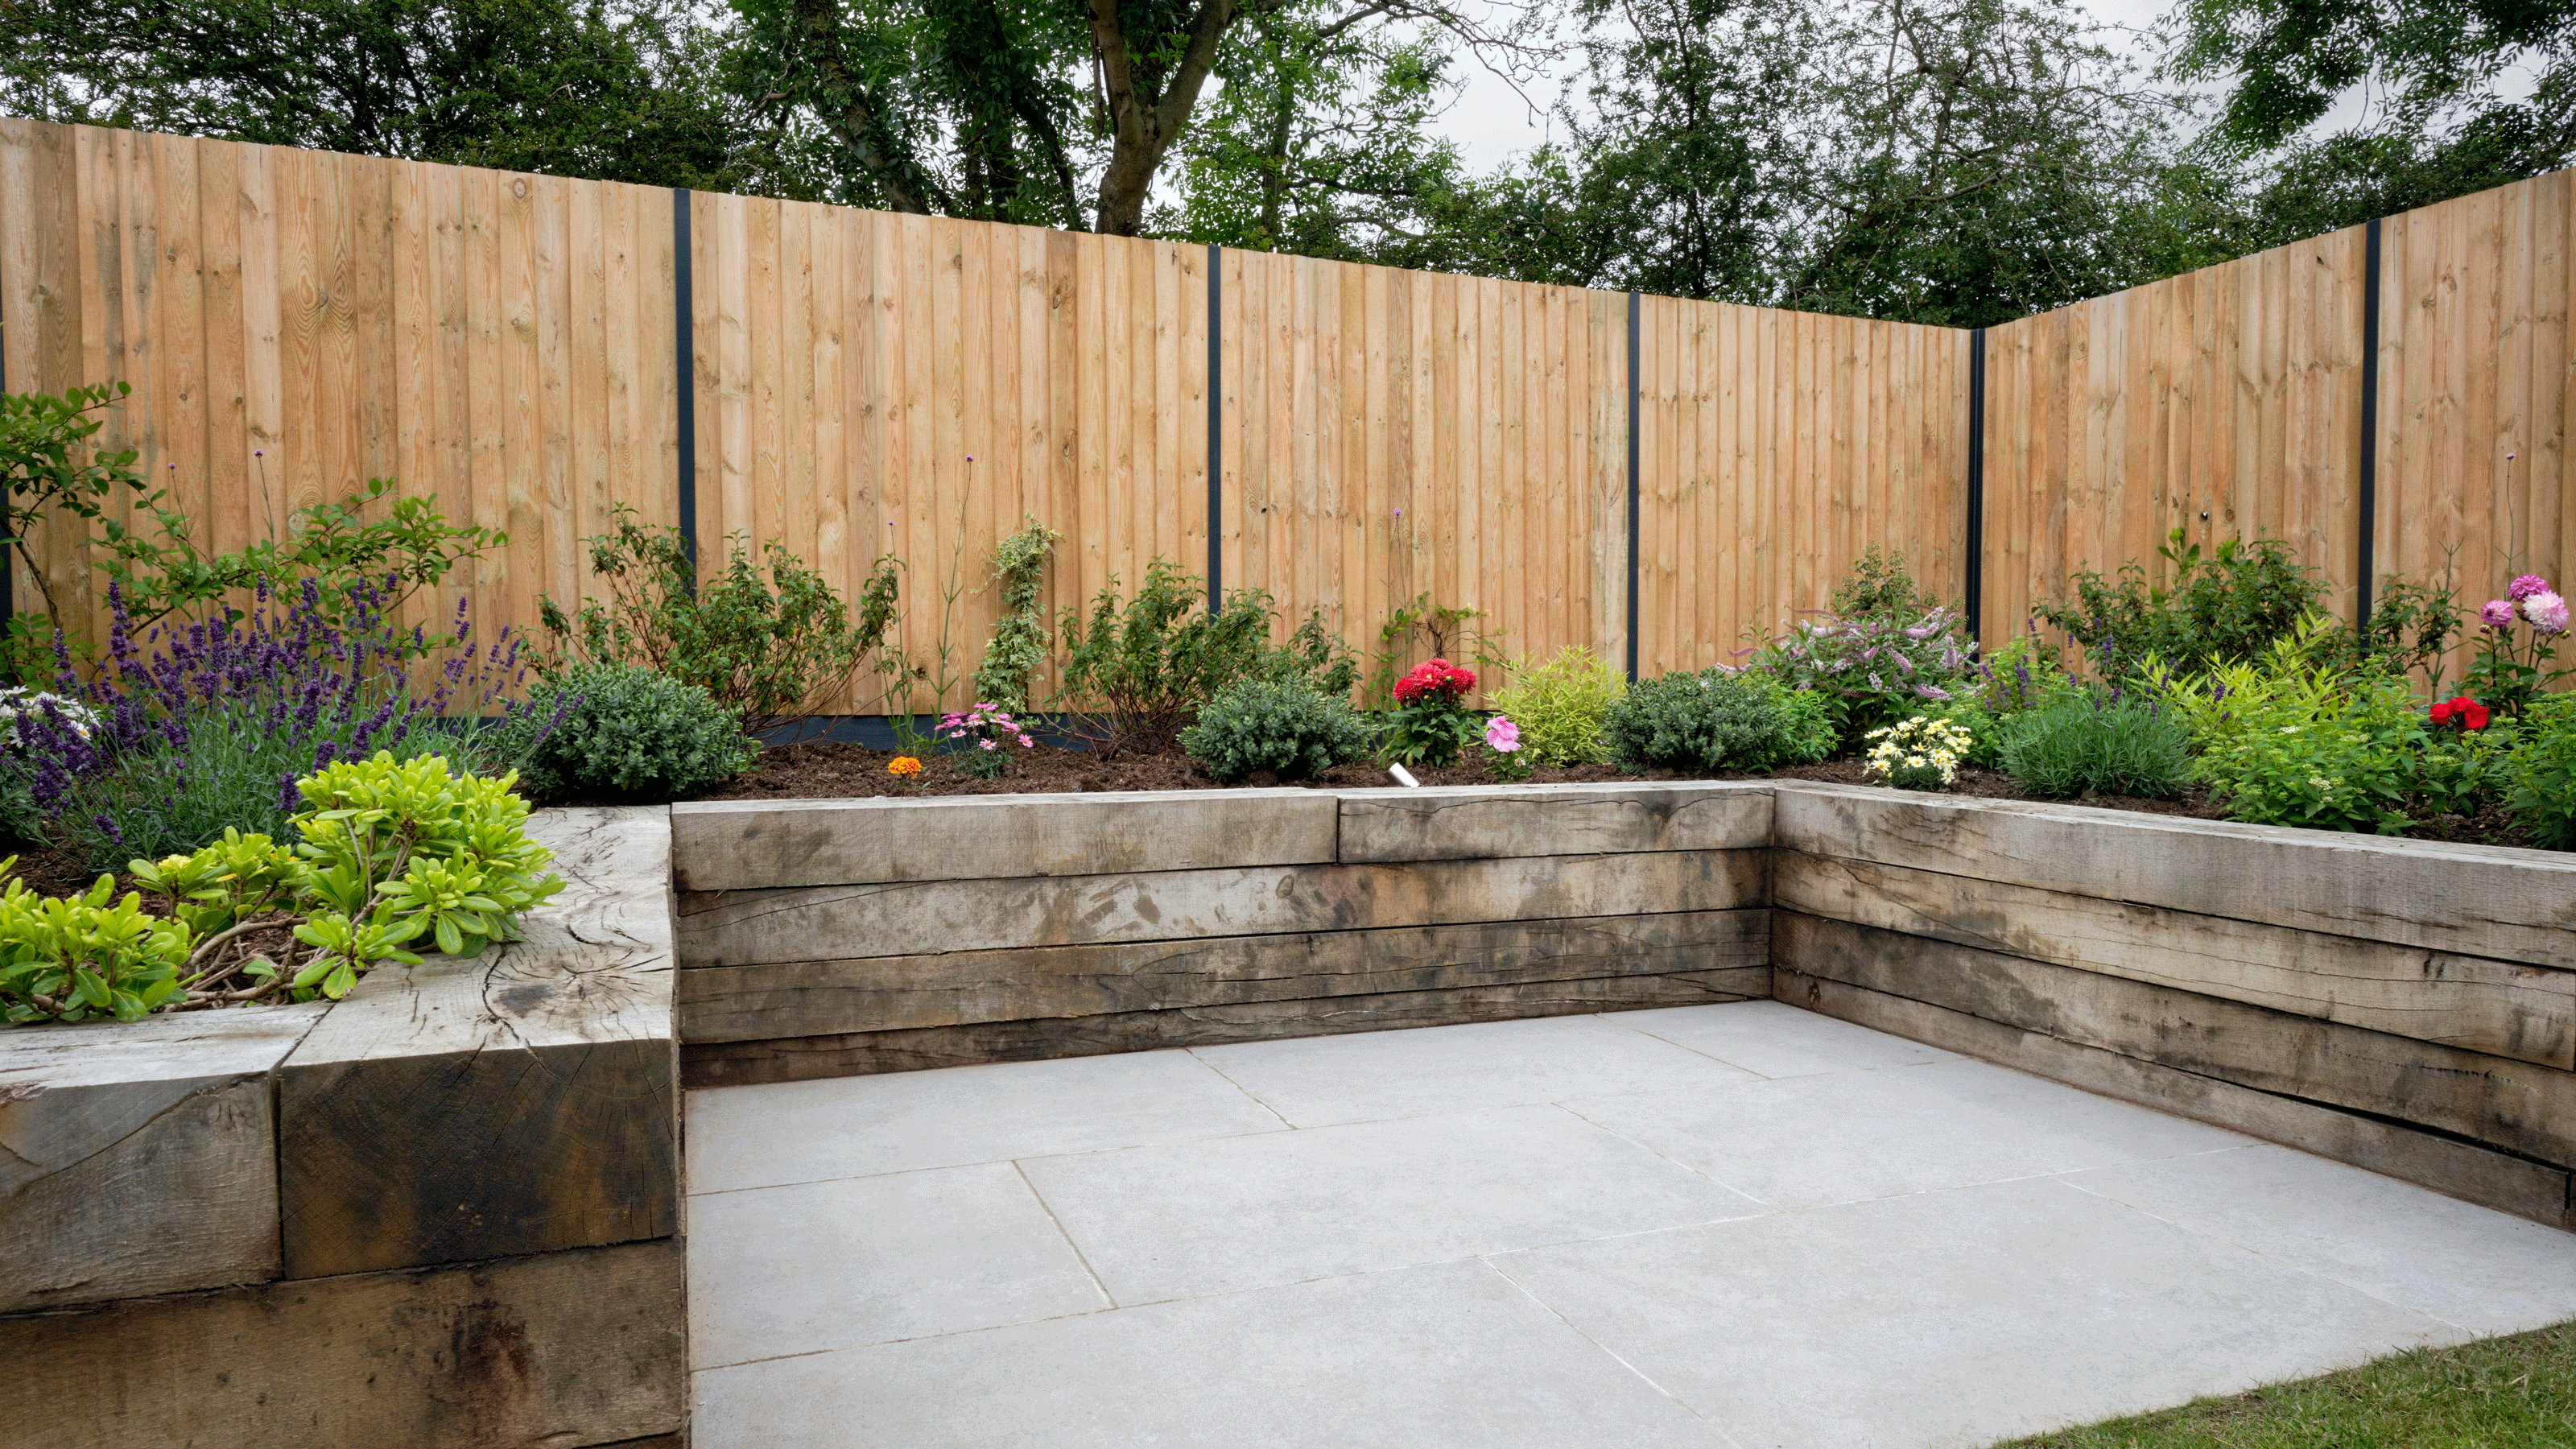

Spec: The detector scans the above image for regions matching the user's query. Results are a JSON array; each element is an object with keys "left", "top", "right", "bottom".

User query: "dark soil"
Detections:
[{"left": 682, "top": 738, "right": 2548, "bottom": 850}]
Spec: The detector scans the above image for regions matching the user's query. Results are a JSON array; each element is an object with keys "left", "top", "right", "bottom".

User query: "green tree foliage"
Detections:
[
  {"left": 2168, "top": 0, "right": 2576, "bottom": 244},
  {"left": 0, "top": 0, "right": 792, "bottom": 192}
]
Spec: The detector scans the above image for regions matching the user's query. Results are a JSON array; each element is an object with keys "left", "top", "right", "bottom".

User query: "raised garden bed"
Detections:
[{"left": 0, "top": 807, "right": 685, "bottom": 1449}]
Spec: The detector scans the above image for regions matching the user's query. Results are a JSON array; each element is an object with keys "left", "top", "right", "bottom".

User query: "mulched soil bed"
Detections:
[{"left": 681, "top": 739, "right": 2544, "bottom": 849}]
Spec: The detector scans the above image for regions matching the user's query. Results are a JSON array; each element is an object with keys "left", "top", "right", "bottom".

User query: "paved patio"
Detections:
[{"left": 683, "top": 1001, "right": 2576, "bottom": 1449}]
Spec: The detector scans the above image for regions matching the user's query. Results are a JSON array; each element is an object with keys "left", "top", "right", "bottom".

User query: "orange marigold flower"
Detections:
[{"left": 887, "top": 756, "right": 923, "bottom": 777}]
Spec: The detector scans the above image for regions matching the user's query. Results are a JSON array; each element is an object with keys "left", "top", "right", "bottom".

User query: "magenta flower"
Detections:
[
  {"left": 2508, "top": 573, "right": 2552, "bottom": 601},
  {"left": 979, "top": 738, "right": 997, "bottom": 750},
  {"left": 1484, "top": 716, "right": 1521, "bottom": 753},
  {"left": 2526, "top": 590, "right": 2570, "bottom": 635},
  {"left": 2481, "top": 600, "right": 2518, "bottom": 630}
]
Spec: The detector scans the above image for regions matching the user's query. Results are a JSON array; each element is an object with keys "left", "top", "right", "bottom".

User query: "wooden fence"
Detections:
[{"left": 2, "top": 116, "right": 2568, "bottom": 710}]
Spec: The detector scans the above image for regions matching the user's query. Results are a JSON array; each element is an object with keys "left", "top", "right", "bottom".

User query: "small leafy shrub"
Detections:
[
  {"left": 2504, "top": 693, "right": 2576, "bottom": 849},
  {"left": 1765, "top": 682, "right": 1842, "bottom": 769},
  {"left": 1482, "top": 716, "right": 1532, "bottom": 782},
  {"left": 501, "top": 662, "right": 755, "bottom": 800},
  {"left": 7, "top": 578, "right": 542, "bottom": 870},
  {"left": 1490, "top": 648, "right": 1625, "bottom": 766},
  {"left": 938, "top": 703, "right": 1038, "bottom": 778},
  {"left": 2, "top": 382, "right": 502, "bottom": 676},
  {"left": 1260, "top": 612, "right": 1363, "bottom": 698},
  {"left": 1383, "top": 658, "right": 1481, "bottom": 766},
  {"left": 540, "top": 504, "right": 900, "bottom": 735},
  {"left": 1758, "top": 605, "right": 1977, "bottom": 746},
  {"left": 2038, "top": 527, "right": 2326, "bottom": 675},
  {"left": 1604, "top": 669, "right": 1789, "bottom": 772},
  {"left": 1182, "top": 675, "right": 1373, "bottom": 782},
  {"left": 2193, "top": 671, "right": 2426, "bottom": 834},
  {"left": 1056, "top": 560, "right": 1275, "bottom": 757},
  {"left": 0, "top": 869, "right": 193, "bottom": 1022},
  {"left": 1938, "top": 633, "right": 2069, "bottom": 768},
  {"left": 2462, "top": 573, "right": 2570, "bottom": 719},
  {"left": 2138, "top": 614, "right": 2355, "bottom": 754},
  {"left": 1831, "top": 544, "right": 1938, "bottom": 619},
  {"left": 5, "top": 753, "right": 562, "bottom": 1024},
  {"left": 1864, "top": 716, "right": 1973, "bottom": 791},
  {"left": 969, "top": 518, "right": 1059, "bottom": 713},
  {"left": 1999, "top": 691, "right": 2191, "bottom": 799}
]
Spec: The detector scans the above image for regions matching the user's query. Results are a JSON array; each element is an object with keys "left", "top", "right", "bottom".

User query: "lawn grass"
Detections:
[{"left": 1993, "top": 1319, "right": 2576, "bottom": 1448}]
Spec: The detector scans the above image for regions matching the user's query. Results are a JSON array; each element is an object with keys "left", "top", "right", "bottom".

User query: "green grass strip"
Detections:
[{"left": 1993, "top": 1319, "right": 2576, "bottom": 1448}]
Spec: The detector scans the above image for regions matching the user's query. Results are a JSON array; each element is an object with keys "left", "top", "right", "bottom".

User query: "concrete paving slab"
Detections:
[
  {"left": 1568, "top": 1055, "right": 2250, "bottom": 1208},
  {"left": 1494, "top": 1176, "right": 2450, "bottom": 1449},
  {"left": 1612, "top": 999, "right": 1962, "bottom": 1077},
  {"left": 687, "top": 1162, "right": 1110, "bottom": 1368},
  {"left": 685, "top": 1047, "right": 1287, "bottom": 1193},
  {"left": 2062, "top": 1143, "right": 2576, "bottom": 1336},
  {"left": 691, "top": 1258, "right": 1737, "bottom": 1449},
  {"left": 1190, "top": 1013, "right": 1762, "bottom": 1127},
  {"left": 1020, "top": 1103, "right": 1767, "bottom": 1303}
]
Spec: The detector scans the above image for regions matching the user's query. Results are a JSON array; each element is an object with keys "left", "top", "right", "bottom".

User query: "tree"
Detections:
[
  {"left": 1154, "top": 0, "right": 1504, "bottom": 260},
  {"left": 0, "top": 0, "right": 788, "bottom": 193},
  {"left": 2166, "top": 0, "right": 2576, "bottom": 240}
]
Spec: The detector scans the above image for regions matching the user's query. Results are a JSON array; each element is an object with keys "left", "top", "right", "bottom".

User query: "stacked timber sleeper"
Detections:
[
  {"left": 671, "top": 781, "right": 2576, "bottom": 1232},
  {"left": 671, "top": 784, "right": 1778, "bottom": 1086}
]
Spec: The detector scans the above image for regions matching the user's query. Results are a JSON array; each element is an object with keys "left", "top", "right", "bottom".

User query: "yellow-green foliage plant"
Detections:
[
  {"left": 3, "top": 753, "right": 562, "bottom": 1024},
  {"left": 1492, "top": 647, "right": 1627, "bottom": 766}
]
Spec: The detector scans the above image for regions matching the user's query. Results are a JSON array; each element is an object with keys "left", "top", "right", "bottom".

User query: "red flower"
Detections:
[
  {"left": 2432, "top": 696, "right": 2489, "bottom": 731},
  {"left": 1393, "top": 657, "right": 1477, "bottom": 704}
]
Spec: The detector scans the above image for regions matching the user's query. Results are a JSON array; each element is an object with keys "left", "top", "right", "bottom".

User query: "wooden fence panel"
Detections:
[
  {"left": 2379, "top": 169, "right": 2576, "bottom": 683},
  {"left": 1217, "top": 254, "right": 1622, "bottom": 697},
  {"left": 1978, "top": 225, "right": 2369, "bottom": 650},
  {"left": 1634, "top": 299, "right": 1967, "bottom": 674},
  {"left": 0, "top": 120, "right": 678, "bottom": 671},
  {"left": 6, "top": 119, "right": 2568, "bottom": 718},
  {"left": 691, "top": 200, "right": 1207, "bottom": 713}
]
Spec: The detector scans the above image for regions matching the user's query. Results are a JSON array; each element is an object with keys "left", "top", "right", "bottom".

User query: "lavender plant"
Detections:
[{"left": 7, "top": 576, "right": 554, "bottom": 869}]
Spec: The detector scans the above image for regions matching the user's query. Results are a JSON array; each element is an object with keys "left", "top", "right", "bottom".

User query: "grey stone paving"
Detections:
[{"left": 684, "top": 1001, "right": 2576, "bottom": 1449}]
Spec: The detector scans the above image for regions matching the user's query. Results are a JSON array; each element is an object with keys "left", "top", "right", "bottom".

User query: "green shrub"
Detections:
[
  {"left": 1181, "top": 676, "right": 1374, "bottom": 782},
  {"left": 1491, "top": 648, "right": 1625, "bottom": 766},
  {"left": 501, "top": 663, "right": 756, "bottom": 801},
  {"left": 539, "top": 504, "right": 898, "bottom": 735},
  {"left": 1056, "top": 560, "right": 1275, "bottom": 757},
  {"left": 968, "top": 518, "right": 1059, "bottom": 713},
  {"left": 1768, "top": 683, "right": 1842, "bottom": 768},
  {"left": 2000, "top": 691, "right": 2192, "bottom": 799},
  {"left": 2037, "top": 527, "right": 2326, "bottom": 675},
  {"left": 2505, "top": 694, "right": 2576, "bottom": 849},
  {"left": 7, "top": 753, "right": 562, "bottom": 1023},
  {"left": 2194, "top": 670, "right": 2426, "bottom": 833},
  {"left": 1604, "top": 669, "right": 1791, "bottom": 773}
]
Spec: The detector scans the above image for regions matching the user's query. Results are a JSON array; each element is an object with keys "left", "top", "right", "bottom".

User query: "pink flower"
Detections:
[
  {"left": 1484, "top": 716, "right": 1521, "bottom": 753},
  {"left": 2481, "top": 600, "right": 2518, "bottom": 630},
  {"left": 1019, "top": 736, "right": 1034, "bottom": 747},
  {"left": 2526, "top": 590, "right": 2570, "bottom": 635},
  {"left": 979, "top": 738, "right": 997, "bottom": 750},
  {"left": 2508, "top": 574, "right": 2551, "bottom": 601}
]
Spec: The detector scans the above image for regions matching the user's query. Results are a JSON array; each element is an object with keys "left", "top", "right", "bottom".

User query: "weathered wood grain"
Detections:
[
  {"left": 682, "top": 968, "right": 1771, "bottom": 1087},
  {"left": 1775, "top": 848, "right": 2575, "bottom": 1067},
  {"left": 278, "top": 807, "right": 679, "bottom": 1278},
  {"left": 677, "top": 848, "right": 1766, "bottom": 968},
  {"left": 671, "top": 790, "right": 1342, "bottom": 892},
  {"left": 1776, "top": 968, "right": 2574, "bottom": 1230},
  {"left": 0, "top": 1005, "right": 325, "bottom": 1311},
  {"left": 1334, "top": 782, "right": 1773, "bottom": 862},
  {"left": 1772, "top": 782, "right": 2576, "bottom": 968},
  {"left": 1775, "top": 911, "right": 2576, "bottom": 1169},
  {"left": 679, "top": 908, "right": 1768, "bottom": 1042},
  {"left": 0, "top": 1239, "right": 686, "bottom": 1449}
]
